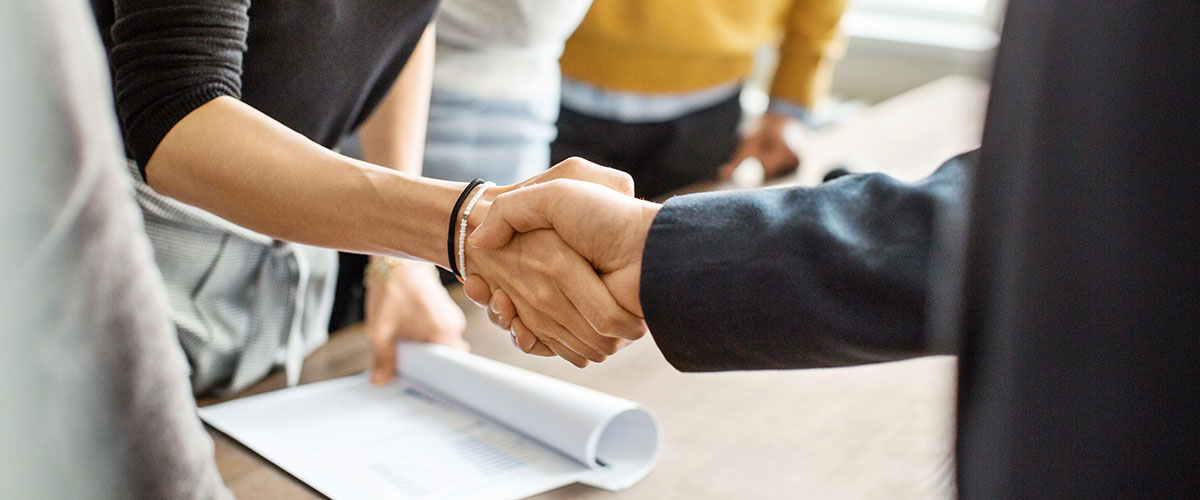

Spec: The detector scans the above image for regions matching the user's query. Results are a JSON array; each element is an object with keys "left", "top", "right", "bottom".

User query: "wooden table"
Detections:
[{"left": 203, "top": 75, "right": 989, "bottom": 500}]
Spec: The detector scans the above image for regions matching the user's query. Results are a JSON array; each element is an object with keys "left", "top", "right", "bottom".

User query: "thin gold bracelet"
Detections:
[{"left": 363, "top": 256, "right": 404, "bottom": 285}]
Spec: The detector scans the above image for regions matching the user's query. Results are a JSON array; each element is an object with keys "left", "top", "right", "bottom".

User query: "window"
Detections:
[
  {"left": 842, "top": 0, "right": 1005, "bottom": 52},
  {"left": 855, "top": 0, "right": 994, "bottom": 21}
]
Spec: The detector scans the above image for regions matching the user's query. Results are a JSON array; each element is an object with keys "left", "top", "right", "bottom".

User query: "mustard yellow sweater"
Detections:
[{"left": 560, "top": 0, "right": 848, "bottom": 109}]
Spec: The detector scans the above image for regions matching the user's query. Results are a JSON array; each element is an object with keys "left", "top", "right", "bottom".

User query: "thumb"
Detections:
[
  {"left": 461, "top": 274, "right": 493, "bottom": 307},
  {"left": 468, "top": 185, "right": 559, "bottom": 249},
  {"left": 467, "top": 210, "right": 518, "bottom": 250}
]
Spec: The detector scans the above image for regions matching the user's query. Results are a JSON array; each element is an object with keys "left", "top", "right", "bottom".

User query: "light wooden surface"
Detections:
[{"left": 202, "top": 75, "right": 990, "bottom": 500}]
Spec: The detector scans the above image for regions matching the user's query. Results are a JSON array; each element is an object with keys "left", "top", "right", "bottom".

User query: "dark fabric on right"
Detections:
[
  {"left": 642, "top": 153, "right": 972, "bottom": 370},
  {"left": 551, "top": 92, "right": 741, "bottom": 199},
  {"left": 951, "top": 1, "right": 1200, "bottom": 498},
  {"left": 639, "top": 0, "right": 1198, "bottom": 497}
]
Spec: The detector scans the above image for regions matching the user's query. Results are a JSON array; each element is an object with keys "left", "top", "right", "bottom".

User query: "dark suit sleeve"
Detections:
[
  {"left": 640, "top": 152, "right": 975, "bottom": 372},
  {"left": 105, "top": 0, "right": 251, "bottom": 171}
]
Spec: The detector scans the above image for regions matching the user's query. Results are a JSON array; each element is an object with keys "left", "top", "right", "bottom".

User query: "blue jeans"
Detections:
[{"left": 422, "top": 87, "right": 557, "bottom": 185}]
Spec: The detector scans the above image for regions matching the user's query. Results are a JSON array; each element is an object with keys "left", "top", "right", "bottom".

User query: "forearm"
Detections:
[
  {"left": 771, "top": 0, "right": 849, "bottom": 108},
  {"left": 358, "top": 23, "right": 435, "bottom": 175},
  {"left": 642, "top": 152, "right": 975, "bottom": 371},
  {"left": 146, "top": 96, "right": 461, "bottom": 267}
]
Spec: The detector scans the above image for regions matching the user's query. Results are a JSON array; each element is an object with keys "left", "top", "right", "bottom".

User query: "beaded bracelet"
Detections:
[
  {"left": 448, "top": 179, "right": 485, "bottom": 279},
  {"left": 457, "top": 181, "right": 495, "bottom": 281}
]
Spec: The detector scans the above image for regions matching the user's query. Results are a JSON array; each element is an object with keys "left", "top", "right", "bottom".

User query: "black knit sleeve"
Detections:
[{"left": 107, "top": 0, "right": 250, "bottom": 174}]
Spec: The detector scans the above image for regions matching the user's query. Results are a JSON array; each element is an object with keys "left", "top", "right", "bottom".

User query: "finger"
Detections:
[
  {"left": 523, "top": 308, "right": 608, "bottom": 363},
  {"left": 552, "top": 295, "right": 622, "bottom": 358},
  {"left": 511, "top": 316, "right": 538, "bottom": 351},
  {"left": 528, "top": 340, "right": 555, "bottom": 356},
  {"left": 368, "top": 332, "right": 397, "bottom": 384},
  {"left": 521, "top": 319, "right": 590, "bottom": 368},
  {"left": 717, "top": 162, "right": 737, "bottom": 180},
  {"left": 543, "top": 336, "right": 591, "bottom": 368},
  {"left": 487, "top": 289, "right": 517, "bottom": 330},
  {"left": 760, "top": 147, "right": 802, "bottom": 179},
  {"left": 720, "top": 145, "right": 753, "bottom": 180},
  {"left": 511, "top": 318, "right": 557, "bottom": 357},
  {"left": 509, "top": 288, "right": 606, "bottom": 363},
  {"left": 487, "top": 297, "right": 512, "bottom": 331},
  {"left": 513, "top": 288, "right": 609, "bottom": 362},
  {"left": 462, "top": 274, "right": 493, "bottom": 307},
  {"left": 558, "top": 268, "right": 647, "bottom": 342},
  {"left": 468, "top": 186, "right": 556, "bottom": 250}
]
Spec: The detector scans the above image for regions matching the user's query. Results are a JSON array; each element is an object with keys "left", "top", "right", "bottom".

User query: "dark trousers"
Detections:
[{"left": 551, "top": 91, "right": 742, "bottom": 199}]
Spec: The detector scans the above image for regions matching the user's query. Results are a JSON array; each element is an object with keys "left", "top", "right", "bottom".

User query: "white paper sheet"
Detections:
[{"left": 200, "top": 343, "right": 661, "bottom": 500}]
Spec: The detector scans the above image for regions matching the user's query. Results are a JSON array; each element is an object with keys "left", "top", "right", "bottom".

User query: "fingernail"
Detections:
[{"left": 510, "top": 331, "right": 520, "bottom": 349}]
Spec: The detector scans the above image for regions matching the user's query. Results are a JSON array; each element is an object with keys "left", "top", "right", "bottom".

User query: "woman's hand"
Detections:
[{"left": 365, "top": 257, "right": 467, "bottom": 384}]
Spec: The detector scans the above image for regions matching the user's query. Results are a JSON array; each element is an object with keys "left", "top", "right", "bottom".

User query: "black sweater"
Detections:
[{"left": 89, "top": 0, "right": 439, "bottom": 173}]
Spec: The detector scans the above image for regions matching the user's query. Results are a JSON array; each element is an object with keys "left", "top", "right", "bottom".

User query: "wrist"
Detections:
[
  {"left": 627, "top": 201, "right": 662, "bottom": 315},
  {"left": 759, "top": 112, "right": 800, "bottom": 133},
  {"left": 466, "top": 199, "right": 491, "bottom": 238},
  {"left": 454, "top": 182, "right": 493, "bottom": 279},
  {"left": 459, "top": 199, "right": 489, "bottom": 280},
  {"left": 368, "top": 168, "right": 465, "bottom": 268},
  {"left": 765, "top": 98, "right": 812, "bottom": 125}
]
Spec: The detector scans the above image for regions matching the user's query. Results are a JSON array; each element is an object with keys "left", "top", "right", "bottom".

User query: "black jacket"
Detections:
[{"left": 640, "top": 0, "right": 1199, "bottom": 497}]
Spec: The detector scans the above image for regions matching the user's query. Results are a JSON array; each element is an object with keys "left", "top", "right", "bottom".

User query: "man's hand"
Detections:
[
  {"left": 465, "top": 170, "right": 662, "bottom": 361},
  {"left": 718, "top": 112, "right": 807, "bottom": 181},
  {"left": 464, "top": 227, "right": 645, "bottom": 367},
  {"left": 365, "top": 258, "right": 467, "bottom": 384}
]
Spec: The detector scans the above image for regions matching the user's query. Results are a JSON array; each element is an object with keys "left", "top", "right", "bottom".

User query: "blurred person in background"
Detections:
[
  {"left": 552, "top": 0, "right": 848, "bottom": 198},
  {"left": 422, "top": 0, "right": 593, "bottom": 185},
  {"left": 1, "top": 1, "right": 229, "bottom": 497}
]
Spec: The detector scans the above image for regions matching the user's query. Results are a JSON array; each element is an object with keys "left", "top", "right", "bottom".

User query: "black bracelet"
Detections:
[{"left": 448, "top": 178, "right": 485, "bottom": 279}]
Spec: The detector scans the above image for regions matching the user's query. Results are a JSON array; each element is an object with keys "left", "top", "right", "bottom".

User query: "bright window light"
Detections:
[{"left": 857, "top": 0, "right": 989, "bottom": 17}]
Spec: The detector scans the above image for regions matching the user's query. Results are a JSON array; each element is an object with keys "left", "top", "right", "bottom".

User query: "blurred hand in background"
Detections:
[{"left": 719, "top": 112, "right": 808, "bottom": 181}]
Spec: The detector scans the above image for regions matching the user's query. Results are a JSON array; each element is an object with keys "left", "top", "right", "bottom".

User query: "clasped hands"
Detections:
[{"left": 461, "top": 158, "right": 662, "bottom": 367}]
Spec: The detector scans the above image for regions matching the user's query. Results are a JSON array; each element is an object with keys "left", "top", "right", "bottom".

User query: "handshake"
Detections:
[{"left": 460, "top": 158, "right": 663, "bottom": 367}]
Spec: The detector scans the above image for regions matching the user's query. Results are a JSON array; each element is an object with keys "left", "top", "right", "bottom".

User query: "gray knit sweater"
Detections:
[{"left": 0, "top": 1, "right": 230, "bottom": 498}]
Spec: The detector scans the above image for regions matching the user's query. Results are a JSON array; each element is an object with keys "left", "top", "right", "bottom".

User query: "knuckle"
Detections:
[
  {"left": 491, "top": 191, "right": 513, "bottom": 210},
  {"left": 620, "top": 319, "right": 649, "bottom": 340},
  {"left": 581, "top": 346, "right": 604, "bottom": 362},
  {"left": 515, "top": 333, "right": 534, "bottom": 353},
  {"left": 529, "top": 287, "right": 557, "bottom": 311},
  {"left": 562, "top": 156, "right": 586, "bottom": 169},
  {"left": 613, "top": 171, "right": 635, "bottom": 194},
  {"left": 591, "top": 314, "right": 616, "bottom": 337},
  {"left": 598, "top": 339, "right": 619, "bottom": 356}
]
